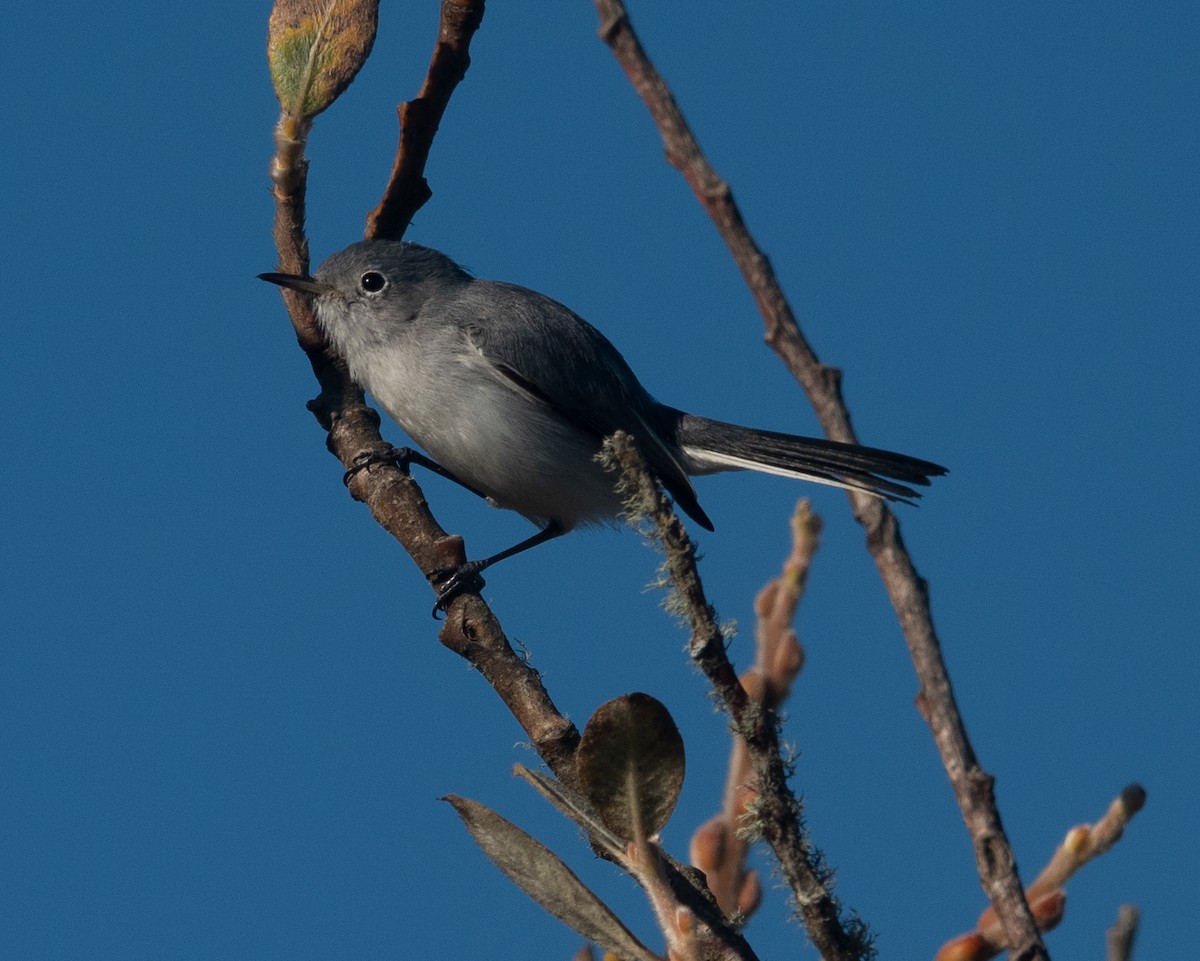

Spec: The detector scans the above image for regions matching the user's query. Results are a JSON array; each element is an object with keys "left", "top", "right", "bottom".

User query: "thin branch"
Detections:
[
  {"left": 605, "top": 435, "right": 873, "bottom": 961},
  {"left": 269, "top": 107, "right": 319, "bottom": 351},
  {"left": 692, "top": 500, "right": 817, "bottom": 922},
  {"left": 592, "top": 4, "right": 1047, "bottom": 957},
  {"left": 935, "top": 786, "right": 1147, "bottom": 961},
  {"left": 1106, "top": 906, "right": 1139, "bottom": 961},
  {"left": 1022, "top": 785, "right": 1146, "bottom": 903},
  {"left": 364, "top": 0, "right": 485, "bottom": 239}
]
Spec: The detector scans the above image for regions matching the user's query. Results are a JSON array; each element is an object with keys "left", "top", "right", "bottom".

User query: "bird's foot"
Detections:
[
  {"left": 343, "top": 446, "right": 420, "bottom": 486},
  {"left": 428, "top": 562, "right": 487, "bottom": 618}
]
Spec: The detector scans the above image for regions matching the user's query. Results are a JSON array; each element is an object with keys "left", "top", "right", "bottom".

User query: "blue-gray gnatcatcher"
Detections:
[{"left": 261, "top": 240, "right": 945, "bottom": 610}]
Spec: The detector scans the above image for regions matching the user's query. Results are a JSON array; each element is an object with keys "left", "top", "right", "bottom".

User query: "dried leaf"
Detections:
[
  {"left": 445, "top": 795, "right": 661, "bottom": 961},
  {"left": 576, "top": 693, "right": 685, "bottom": 840},
  {"left": 267, "top": 0, "right": 378, "bottom": 118},
  {"left": 512, "top": 764, "right": 626, "bottom": 858}
]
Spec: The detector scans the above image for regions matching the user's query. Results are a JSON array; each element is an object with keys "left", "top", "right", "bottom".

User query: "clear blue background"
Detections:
[{"left": 5, "top": 2, "right": 1196, "bottom": 958}]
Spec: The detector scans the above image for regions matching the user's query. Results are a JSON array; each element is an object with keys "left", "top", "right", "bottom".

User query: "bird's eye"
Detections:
[{"left": 359, "top": 271, "right": 387, "bottom": 293}]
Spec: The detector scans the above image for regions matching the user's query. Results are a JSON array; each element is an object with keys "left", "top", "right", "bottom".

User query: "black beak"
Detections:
[{"left": 258, "top": 272, "right": 334, "bottom": 296}]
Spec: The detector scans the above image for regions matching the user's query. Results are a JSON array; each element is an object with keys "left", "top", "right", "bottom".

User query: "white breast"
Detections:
[{"left": 349, "top": 335, "right": 623, "bottom": 530}]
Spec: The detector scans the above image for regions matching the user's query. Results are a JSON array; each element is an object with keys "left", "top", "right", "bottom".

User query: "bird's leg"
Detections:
[
  {"left": 429, "top": 521, "right": 568, "bottom": 617},
  {"left": 342, "top": 447, "right": 567, "bottom": 616},
  {"left": 343, "top": 445, "right": 486, "bottom": 499}
]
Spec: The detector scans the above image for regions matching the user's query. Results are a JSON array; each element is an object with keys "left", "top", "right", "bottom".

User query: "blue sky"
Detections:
[{"left": 4, "top": 2, "right": 1196, "bottom": 959}]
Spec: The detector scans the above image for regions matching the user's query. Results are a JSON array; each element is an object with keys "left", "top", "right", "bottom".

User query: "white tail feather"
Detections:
[{"left": 681, "top": 445, "right": 888, "bottom": 497}]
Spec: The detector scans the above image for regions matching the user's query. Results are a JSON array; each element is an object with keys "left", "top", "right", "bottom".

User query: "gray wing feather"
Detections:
[{"left": 452, "top": 281, "right": 713, "bottom": 529}]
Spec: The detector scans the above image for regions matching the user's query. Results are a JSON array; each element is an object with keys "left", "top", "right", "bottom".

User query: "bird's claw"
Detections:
[
  {"left": 342, "top": 446, "right": 416, "bottom": 487},
  {"left": 428, "top": 563, "right": 486, "bottom": 618}
]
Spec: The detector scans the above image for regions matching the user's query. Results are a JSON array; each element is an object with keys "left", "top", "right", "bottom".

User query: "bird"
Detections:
[{"left": 261, "top": 240, "right": 946, "bottom": 612}]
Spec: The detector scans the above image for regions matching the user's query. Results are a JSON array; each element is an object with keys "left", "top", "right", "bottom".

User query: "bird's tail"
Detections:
[{"left": 673, "top": 412, "right": 947, "bottom": 504}]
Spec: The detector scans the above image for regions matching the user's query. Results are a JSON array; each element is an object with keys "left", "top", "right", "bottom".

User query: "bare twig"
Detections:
[
  {"left": 749, "top": 502, "right": 816, "bottom": 715},
  {"left": 364, "top": 0, "right": 485, "bottom": 239},
  {"left": 692, "top": 501, "right": 817, "bottom": 921},
  {"left": 606, "top": 434, "right": 874, "bottom": 961},
  {"left": 1021, "top": 785, "right": 1146, "bottom": 905},
  {"left": 1106, "top": 906, "right": 1139, "bottom": 961},
  {"left": 592, "top": 3, "right": 1046, "bottom": 957}
]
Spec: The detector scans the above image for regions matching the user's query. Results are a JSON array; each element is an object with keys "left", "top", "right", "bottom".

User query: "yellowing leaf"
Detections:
[{"left": 267, "top": 0, "right": 378, "bottom": 118}]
